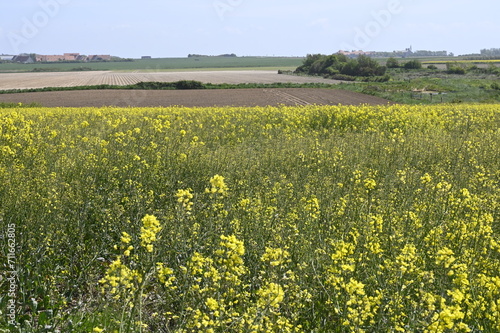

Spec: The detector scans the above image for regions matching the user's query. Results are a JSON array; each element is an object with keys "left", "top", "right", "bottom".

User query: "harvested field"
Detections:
[
  {"left": 0, "top": 88, "right": 392, "bottom": 107},
  {"left": 0, "top": 70, "right": 342, "bottom": 90}
]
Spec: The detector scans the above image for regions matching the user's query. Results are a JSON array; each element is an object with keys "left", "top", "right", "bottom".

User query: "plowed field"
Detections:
[{"left": 0, "top": 88, "right": 391, "bottom": 107}]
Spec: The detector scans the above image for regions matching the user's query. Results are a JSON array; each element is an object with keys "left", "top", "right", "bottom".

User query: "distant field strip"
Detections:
[
  {"left": 420, "top": 61, "right": 500, "bottom": 71},
  {"left": 0, "top": 70, "right": 341, "bottom": 90},
  {"left": 423, "top": 60, "right": 500, "bottom": 64}
]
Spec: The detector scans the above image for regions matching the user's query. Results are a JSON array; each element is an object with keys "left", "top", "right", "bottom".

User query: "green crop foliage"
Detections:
[
  {"left": 0, "top": 57, "right": 304, "bottom": 73},
  {"left": 0, "top": 104, "right": 499, "bottom": 332}
]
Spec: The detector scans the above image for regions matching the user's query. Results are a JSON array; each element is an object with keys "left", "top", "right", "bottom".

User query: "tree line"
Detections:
[{"left": 294, "top": 54, "right": 389, "bottom": 81}]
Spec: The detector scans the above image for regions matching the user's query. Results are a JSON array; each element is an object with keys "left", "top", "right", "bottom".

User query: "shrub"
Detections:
[
  {"left": 71, "top": 67, "right": 93, "bottom": 71},
  {"left": 447, "top": 66, "right": 466, "bottom": 75},
  {"left": 131, "top": 81, "right": 205, "bottom": 90},
  {"left": 174, "top": 80, "right": 205, "bottom": 90},
  {"left": 427, "top": 64, "right": 438, "bottom": 70},
  {"left": 331, "top": 73, "right": 356, "bottom": 81},
  {"left": 491, "top": 82, "right": 500, "bottom": 90},
  {"left": 446, "top": 62, "right": 467, "bottom": 75},
  {"left": 294, "top": 54, "right": 324, "bottom": 74},
  {"left": 365, "top": 74, "right": 390, "bottom": 82},
  {"left": 325, "top": 66, "right": 340, "bottom": 76},
  {"left": 340, "top": 59, "right": 359, "bottom": 76},
  {"left": 403, "top": 60, "right": 422, "bottom": 70},
  {"left": 361, "top": 85, "right": 382, "bottom": 94},
  {"left": 487, "top": 64, "right": 500, "bottom": 75},
  {"left": 386, "top": 57, "right": 400, "bottom": 68}
]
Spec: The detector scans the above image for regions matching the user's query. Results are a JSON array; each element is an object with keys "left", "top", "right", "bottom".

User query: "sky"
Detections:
[{"left": 1, "top": 0, "right": 499, "bottom": 58}]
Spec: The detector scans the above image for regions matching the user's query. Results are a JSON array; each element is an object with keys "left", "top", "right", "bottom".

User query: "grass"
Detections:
[
  {"left": 0, "top": 104, "right": 499, "bottom": 332},
  {"left": 328, "top": 68, "right": 500, "bottom": 104},
  {"left": 117, "top": 66, "right": 298, "bottom": 72},
  {"left": 0, "top": 57, "right": 304, "bottom": 73},
  {"left": 0, "top": 102, "right": 42, "bottom": 108}
]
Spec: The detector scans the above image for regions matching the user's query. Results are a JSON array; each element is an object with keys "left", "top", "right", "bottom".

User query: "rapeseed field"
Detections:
[{"left": 0, "top": 104, "right": 499, "bottom": 332}]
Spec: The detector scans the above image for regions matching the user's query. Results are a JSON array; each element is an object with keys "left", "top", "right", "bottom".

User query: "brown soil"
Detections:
[{"left": 0, "top": 88, "right": 391, "bottom": 107}]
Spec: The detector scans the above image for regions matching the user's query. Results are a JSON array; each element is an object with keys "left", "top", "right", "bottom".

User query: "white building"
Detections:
[{"left": 0, "top": 55, "right": 15, "bottom": 61}]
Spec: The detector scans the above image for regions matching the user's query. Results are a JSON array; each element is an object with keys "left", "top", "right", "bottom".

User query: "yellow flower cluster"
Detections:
[
  {"left": 99, "top": 257, "right": 142, "bottom": 300},
  {"left": 303, "top": 196, "right": 321, "bottom": 220},
  {"left": 156, "top": 262, "right": 175, "bottom": 288},
  {"left": 140, "top": 214, "right": 161, "bottom": 252},
  {"left": 205, "top": 174, "right": 228, "bottom": 196},
  {"left": 118, "top": 231, "right": 134, "bottom": 256},
  {"left": 257, "top": 282, "right": 285, "bottom": 308},
  {"left": 261, "top": 247, "right": 290, "bottom": 267},
  {"left": 175, "top": 188, "right": 194, "bottom": 212}
]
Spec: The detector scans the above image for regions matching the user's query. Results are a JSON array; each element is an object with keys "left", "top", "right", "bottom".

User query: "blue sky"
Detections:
[{"left": 1, "top": 0, "right": 499, "bottom": 58}]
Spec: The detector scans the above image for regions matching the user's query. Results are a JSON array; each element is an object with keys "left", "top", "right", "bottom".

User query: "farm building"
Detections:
[
  {"left": 12, "top": 54, "right": 35, "bottom": 63},
  {"left": 88, "top": 55, "right": 112, "bottom": 61},
  {"left": 37, "top": 53, "right": 88, "bottom": 62},
  {"left": 0, "top": 55, "right": 15, "bottom": 61},
  {"left": 37, "top": 55, "right": 66, "bottom": 62},
  {"left": 338, "top": 50, "right": 376, "bottom": 58},
  {"left": 33, "top": 53, "right": 112, "bottom": 62}
]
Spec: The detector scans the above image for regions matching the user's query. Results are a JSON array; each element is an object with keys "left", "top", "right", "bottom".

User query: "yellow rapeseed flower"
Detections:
[
  {"left": 156, "top": 262, "right": 175, "bottom": 287},
  {"left": 257, "top": 282, "right": 285, "bottom": 308},
  {"left": 140, "top": 214, "right": 162, "bottom": 252},
  {"left": 175, "top": 188, "right": 194, "bottom": 212},
  {"left": 121, "top": 231, "right": 132, "bottom": 244},
  {"left": 205, "top": 174, "right": 228, "bottom": 196},
  {"left": 205, "top": 297, "right": 219, "bottom": 311},
  {"left": 261, "top": 247, "right": 290, "bottom": 267}
]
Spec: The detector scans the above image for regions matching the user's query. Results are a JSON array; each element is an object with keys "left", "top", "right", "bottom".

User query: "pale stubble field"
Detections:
[{"left": 0, "top": 70, "right": 341, "bottom": 90}]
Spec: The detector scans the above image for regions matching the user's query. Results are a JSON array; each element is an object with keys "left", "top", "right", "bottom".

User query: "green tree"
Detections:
[
  {"left": 340, "top": 59, "right": 359, "bottom": 76},
  {"left": 296, "top": 53, "right": 386, "bottom": 77},
  {"left": 309, "top": 54, "right": 348, "bottom": 75},
  {"left": 446, "top": 62, "right": 466, "bottom": 74},
  {"left": 295, "top": 54, "right": 324, "bottom": 73},
  {"left": 386, "top": 57, "right": 400, "bottom": 68},
  {"left": 357, "top": 55, "right": 386, "bottom": 76},
  {"left": 403, "top": 60, "right": 422, "bottom": 70}
]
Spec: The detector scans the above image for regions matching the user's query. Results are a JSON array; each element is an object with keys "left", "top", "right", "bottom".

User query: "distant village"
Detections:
[
  {"left": 0, "top": 53, "right": 112, "bottom": 64},
  {"left": 338, "top": 47, "right": 450, "bottom": 58}
]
